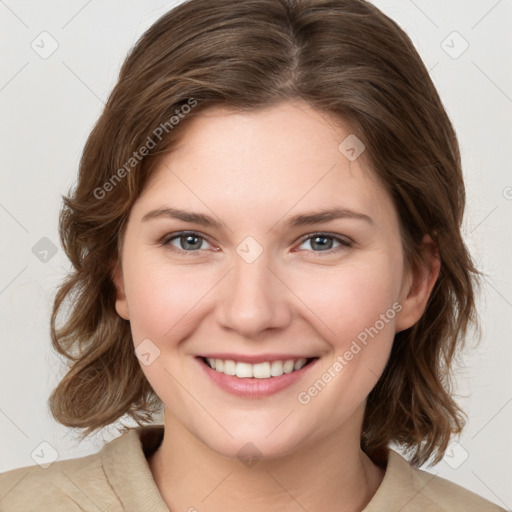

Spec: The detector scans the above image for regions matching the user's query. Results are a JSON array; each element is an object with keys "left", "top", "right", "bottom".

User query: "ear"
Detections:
[
  {"left": 395, "top": 234, "right": 440, "bottom": 333},
  {"left": 111, "top": 260, "right": 130, "bottom": 320}
]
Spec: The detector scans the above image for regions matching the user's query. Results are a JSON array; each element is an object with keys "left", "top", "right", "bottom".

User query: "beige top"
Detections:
[{"left": 0, "top": 425, "right": 505, "bottom": 511}]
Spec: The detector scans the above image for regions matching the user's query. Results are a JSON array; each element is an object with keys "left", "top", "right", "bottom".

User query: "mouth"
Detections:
[
  {"left": 195, "top": 355, "right": 320, "bottom": 398},
  {"left": 198, "top": 356, "right": 319, "bottom": 378}
]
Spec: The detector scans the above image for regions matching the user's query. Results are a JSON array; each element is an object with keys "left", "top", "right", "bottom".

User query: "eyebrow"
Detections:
[{"left": 141, "top": 206, "right": 374, "bottom": 229}]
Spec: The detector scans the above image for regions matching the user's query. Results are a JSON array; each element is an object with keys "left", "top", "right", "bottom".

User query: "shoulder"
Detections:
[
  {"left": 0, "top": 450, "right": 117, "bottom": 512},
  {"left": 0, "top": 425, "right": 166, "bottom": 512},
  {"left": 412, "top": 466, "right": 505, "bottom": 511},
  {"left": 367, "top": 449, "right": 507, "bottom": 512}
]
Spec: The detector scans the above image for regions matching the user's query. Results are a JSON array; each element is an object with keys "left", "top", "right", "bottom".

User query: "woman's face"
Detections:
[{"left": 113, "top": 101, "right": 434, "bottom": 460}]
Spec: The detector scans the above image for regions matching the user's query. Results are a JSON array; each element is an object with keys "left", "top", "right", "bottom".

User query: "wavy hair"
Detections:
[{"left": 48, "top": 0, "right": 481, "bottom": 466}]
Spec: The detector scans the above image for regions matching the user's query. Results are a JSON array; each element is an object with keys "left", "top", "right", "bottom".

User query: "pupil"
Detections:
[
  {"left": 183, "top": 235, "right": 200, "bottom": 249},
  {"left": 313, "top": 236, "right": 331, "bottom": 250}
]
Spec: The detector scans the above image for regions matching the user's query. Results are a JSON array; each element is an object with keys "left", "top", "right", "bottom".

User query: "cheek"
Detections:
[
  {"left": 122, "top": 254, "right": 205, "bottom": 342},
  {"left": 123, "top": 242, "right": 403, "bottom": 356},
  {"left": 289, "top": 257, "right": 402, "bottom": 344},
  {"left": 289, "top": 262, "right": 401, "bottom": 414}
]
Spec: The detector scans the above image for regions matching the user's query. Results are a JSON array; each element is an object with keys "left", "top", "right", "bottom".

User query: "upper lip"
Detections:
[{"left": 198, "top": 353, "right": 318, "bottom": 364}]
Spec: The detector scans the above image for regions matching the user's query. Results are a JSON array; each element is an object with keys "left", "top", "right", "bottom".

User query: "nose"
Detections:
[{"left": 215, "top": 249, "right": 293, "bottom": 339}]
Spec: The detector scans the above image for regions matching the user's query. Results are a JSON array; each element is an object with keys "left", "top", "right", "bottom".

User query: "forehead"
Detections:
[{"left": 134, "top": 101, "right": 397, "bottom": 230}]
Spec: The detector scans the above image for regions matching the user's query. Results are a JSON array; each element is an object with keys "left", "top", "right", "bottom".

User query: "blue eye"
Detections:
[
  {"left": 161, "top": 232, "right": 212, "bottom": 254},
  {"left": 160, "top": 231, "right": 352, "bottom": 256},
  {"left": 296, "top": 233, "right": 352, "bottom": 254}
]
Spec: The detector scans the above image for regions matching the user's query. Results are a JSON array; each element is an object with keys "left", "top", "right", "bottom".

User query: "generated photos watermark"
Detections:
[
  {"left": 93, "top": 97, "right": 198, "bottom": 200},
  {"left": 297, "top": 301, "right": 403, "bottom": 405}
]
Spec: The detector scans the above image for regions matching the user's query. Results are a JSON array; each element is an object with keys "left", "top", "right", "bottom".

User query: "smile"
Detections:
[
  {"left": 202, "top": 357, "right": 315, "bottom": 378},
  {"left": 196, "top": 356, "right": 320, "bottom": 398}
]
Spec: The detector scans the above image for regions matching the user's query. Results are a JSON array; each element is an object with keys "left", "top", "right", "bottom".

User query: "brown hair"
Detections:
[{"left": 48, "top": 0, "right": 481, "bottom": 466}]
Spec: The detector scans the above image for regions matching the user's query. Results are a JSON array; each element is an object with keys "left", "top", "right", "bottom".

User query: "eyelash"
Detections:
[{"left": 159, "top": 231, "right": 353, "bottom": 257}]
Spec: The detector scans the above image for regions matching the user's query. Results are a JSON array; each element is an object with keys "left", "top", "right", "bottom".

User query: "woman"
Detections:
[{"left": 0, "top": 0, "right": 505, "bottom": 510}]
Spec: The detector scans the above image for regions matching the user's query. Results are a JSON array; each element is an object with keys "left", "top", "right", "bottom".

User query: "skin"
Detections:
[{"left": 112, "top": 100, "right": 440, "bottom": 512}]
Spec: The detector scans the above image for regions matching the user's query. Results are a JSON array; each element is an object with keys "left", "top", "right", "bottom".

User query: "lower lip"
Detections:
[{"left": 196, "top": 357, "right": 319, "bottom": 398}]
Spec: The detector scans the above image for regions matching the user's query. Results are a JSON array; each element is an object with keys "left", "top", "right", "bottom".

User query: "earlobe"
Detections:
[
  {"left": 395, "top": 235, "right": 440, "bottom": 333},
  {"left": 111, "top": 260, "right": 130, "bottom": 320}
]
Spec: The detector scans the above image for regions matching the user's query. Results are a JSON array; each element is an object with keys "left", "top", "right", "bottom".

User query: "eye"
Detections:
[
  {"left": 295, "top": 233, "right": 353, "bottom": 255},
  {"left": 160, "top": 231, "right": 214, "bottom": 254},
  {"left": 159, "top": 231, "right": 353, "bottom": 256}
]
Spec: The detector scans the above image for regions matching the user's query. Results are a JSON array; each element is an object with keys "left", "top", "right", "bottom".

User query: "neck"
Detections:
[{"left": 148, "top": 412, "right": 385, "bottom": 512}]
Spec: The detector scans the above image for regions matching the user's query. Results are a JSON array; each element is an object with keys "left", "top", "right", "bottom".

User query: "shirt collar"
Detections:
[
  {"left": 102, "top": 424, "right": 421, "bottom": 512},
  {"left": 101, "top": 424, "right": 168, "bottom": 511}
]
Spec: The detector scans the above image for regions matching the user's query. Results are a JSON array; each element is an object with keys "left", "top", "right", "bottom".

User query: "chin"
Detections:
[
  {"left": 190, "top": 419, "right": 312, "bottom": 464},
  {"left": 206, "top": 436, "right": 300, "bottom": 463}
]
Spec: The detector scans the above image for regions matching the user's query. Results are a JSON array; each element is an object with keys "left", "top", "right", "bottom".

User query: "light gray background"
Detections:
[{"left": 1, "top": 0, "right": 511, "bottom": 508}]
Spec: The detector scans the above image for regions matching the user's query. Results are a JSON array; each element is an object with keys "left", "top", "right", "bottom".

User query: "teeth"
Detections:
[
  {"left": 270, "top": 360, "right": 285, "bottom": 376},
  {"left": 294, "top": 359, "right": 307, "bottom": 370},
  {"left": 205, "top": 357, "right": 309, "bottom": 378},
  {"left": 235, "top": 362, "right": 253, "bottom": 378},
  {"left": 223, "top": 359, "right": 236, "bottom": 375},
  {"left": 284, "top": 360, "right": 295, "bottom": 373}
]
